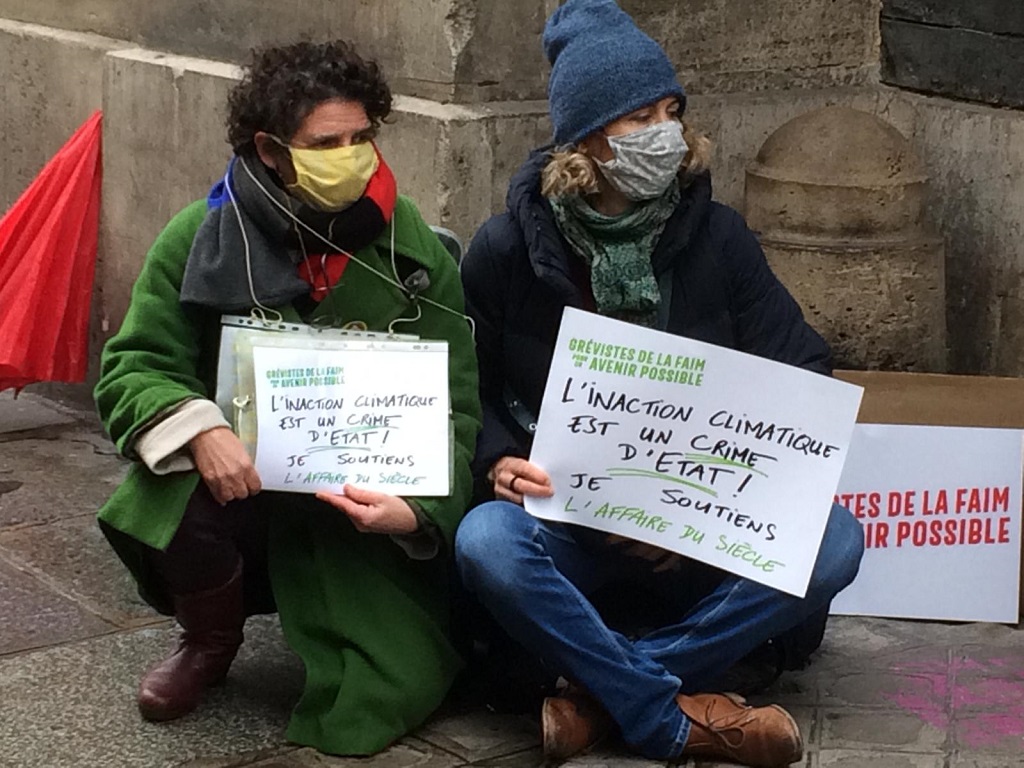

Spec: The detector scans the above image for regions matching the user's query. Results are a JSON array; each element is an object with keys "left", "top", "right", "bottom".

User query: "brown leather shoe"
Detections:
[
  {"left": 541, "top": 687, "right": 616, "bottom": 761},
  {"left": 137, "top": 562, "right": 245, "bottom": 721},
  {"left": 677, "top": 692, "right": 802, "bottom": 767}
]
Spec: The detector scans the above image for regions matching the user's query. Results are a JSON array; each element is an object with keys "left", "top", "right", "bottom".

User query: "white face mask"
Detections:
[{"left": 596, "top": 120, "right": 689, "bottom": 201}]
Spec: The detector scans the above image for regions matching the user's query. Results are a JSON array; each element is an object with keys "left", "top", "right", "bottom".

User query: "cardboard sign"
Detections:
[
  {"left": 525, "top": 308, "right": 863, "bottom": 597},
  {"left": 249, "top": 339, "right": 450, "bottom": 496},
  {"left": 831, "top": 424, "right": 1023, "bottom": 623}
]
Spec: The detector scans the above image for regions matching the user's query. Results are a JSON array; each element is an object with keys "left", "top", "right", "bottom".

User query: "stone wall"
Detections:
[
  {"left": 623, "top": 0, "right": 881, "bottom": 94},
  {"left": 0, "top": 0, "right": 883, "bottom": 99},
  {"left": 97, "top": 49, "right": 241, "bottom": 339},
  {"left": 693, "top": 86, "right": 1024, "bottom": 375},
  {"left": 0, "top": 21, "right": 128, "bottom": 214},
  {"left": 0, "top": 0, "right": 1023, "bottom": 378},
  {"left": 0, "top": 0, "right": 558, "bottom": 102},
  {"left": 882, "top": 0, "right": 1024, "bottom": 109},
  {"left": 0, "top": 3, "right": 554, "bottom": 379},
  {"left": 907, "top": 97, "right": 1024, "bottom": 375}
]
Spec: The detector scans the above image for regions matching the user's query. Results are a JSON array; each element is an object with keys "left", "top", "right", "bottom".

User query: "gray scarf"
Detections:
[{"left": 180, "top": 157, "right": 386, "bottom": 312}]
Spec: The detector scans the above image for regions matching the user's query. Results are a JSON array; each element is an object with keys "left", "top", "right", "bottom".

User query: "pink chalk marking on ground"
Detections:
[
  {"left": 882, "top": 655, "right": 1024, "bottom": 749},
  {"left": 952, "top": 677, "right": 1024, "bottom": 709},
  {"left": 881, "top": 663, "right": 949, "bottom": 732},
  {"left": 884, "top": 690, "right": 948, "bottom": 733},
  {"left": 956, "top": 712, "right": 1024, "bottom": 750}
]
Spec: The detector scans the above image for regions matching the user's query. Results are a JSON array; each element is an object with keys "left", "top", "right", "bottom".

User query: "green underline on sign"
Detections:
[{"left": 606, "top": 468, "right": 717, "bottom": 498}]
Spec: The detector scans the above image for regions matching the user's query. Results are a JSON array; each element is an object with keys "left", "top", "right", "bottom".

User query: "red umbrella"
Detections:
[{"left": 0, "top": 111, "right": 102, "bottom": 393}]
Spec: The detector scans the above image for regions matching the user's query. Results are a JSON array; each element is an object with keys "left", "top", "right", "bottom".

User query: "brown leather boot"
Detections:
[
  {"left": 541, "top": 686, "right": 616, "bottom": 761},
  {"left": 677, "top": 692, "right": 802, "bottom": 767},
  {"left": 137, "top": 561, "right": 245, "bottom": 721}
]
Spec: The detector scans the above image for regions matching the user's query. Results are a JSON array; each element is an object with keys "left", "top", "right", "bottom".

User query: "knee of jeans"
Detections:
[
  {"left": 810, "top": 504, "right": 865, "bottom": 597},
  {"left": 454, "top": 501, "right": 534, "bottom": 593}
]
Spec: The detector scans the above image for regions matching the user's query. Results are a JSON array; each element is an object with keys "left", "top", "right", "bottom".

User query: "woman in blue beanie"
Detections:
[{"left": 454, "top": 1, "right": 864, "bottom": 766}]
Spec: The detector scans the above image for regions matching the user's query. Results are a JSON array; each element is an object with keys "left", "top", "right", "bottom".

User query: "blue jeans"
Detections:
[{"left": 455, "top": 502, "right": 864, "bottom": 760}]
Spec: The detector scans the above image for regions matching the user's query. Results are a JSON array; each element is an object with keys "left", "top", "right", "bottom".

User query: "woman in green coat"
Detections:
[{"left": 94, "top": 41, "right": 481, "bottom": 756}]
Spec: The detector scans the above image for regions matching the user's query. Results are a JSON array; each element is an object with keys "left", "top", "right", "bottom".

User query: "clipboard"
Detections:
[
  {"left": 215, "top": 314, "right": 452, "bottom": 496},
  {"left": 215, "top": 314, "right": 417, "bottom": 430}
]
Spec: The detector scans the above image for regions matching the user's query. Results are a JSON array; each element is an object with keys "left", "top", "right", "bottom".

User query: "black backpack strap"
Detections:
[
  {"left": 503, "top": 384, "right": 538, "bottom": 435},
  {"left": 657, "top": 267, "right": 674, "bottom": 331}
]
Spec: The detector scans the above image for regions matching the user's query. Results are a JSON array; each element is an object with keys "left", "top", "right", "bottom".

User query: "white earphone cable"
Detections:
[
  {"left": 236, "top": 157, "right": 474, "bottom": 336},
  {"left": 223, "top": 163, "right": 284, "bottom": 325}
]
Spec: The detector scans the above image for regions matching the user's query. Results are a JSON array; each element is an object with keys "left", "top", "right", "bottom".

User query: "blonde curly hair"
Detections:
[{"left": 541, "top": 121, "right": 712, "bottom": 198}]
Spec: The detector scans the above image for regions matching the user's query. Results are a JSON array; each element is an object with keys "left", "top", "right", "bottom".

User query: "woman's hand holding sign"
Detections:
[
  {"left": 316, "top": 486, "right": 419, "bottom": 535},
  {"left": 490, "top": 455, "right": 678, "bottom": 572},
  {"left": 190, "top": 427, "right": 262, "bottom": 505},
  {"left": 490, "top": 456, "right": 555, "bottom": 504}
]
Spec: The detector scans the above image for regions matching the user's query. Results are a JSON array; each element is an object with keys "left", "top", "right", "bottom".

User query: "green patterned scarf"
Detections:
[{"left": 548, "top": 182, "right": 680, "bottom": 326}]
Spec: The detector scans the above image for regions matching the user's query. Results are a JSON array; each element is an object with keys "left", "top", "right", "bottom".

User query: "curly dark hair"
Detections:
[{"left": 226, "top": 40, "right": 392, "bottom": 155}]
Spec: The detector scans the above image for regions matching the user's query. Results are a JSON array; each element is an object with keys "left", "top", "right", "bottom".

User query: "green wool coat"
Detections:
[{"left": 95, "top": 196, "right": 482, "bottom": 755}]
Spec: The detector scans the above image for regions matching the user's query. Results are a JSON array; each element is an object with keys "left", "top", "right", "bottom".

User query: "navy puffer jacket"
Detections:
[{"left": 461, "top": 149, "right": 831, "bottom": 482}]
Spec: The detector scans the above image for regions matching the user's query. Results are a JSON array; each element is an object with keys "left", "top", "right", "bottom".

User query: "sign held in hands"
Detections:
[
  {"left": 250, "top": 340, "right": 450, "bottom": 496},
  {"left": 525, "top": 308, "right": 863, "bottom": 597}
]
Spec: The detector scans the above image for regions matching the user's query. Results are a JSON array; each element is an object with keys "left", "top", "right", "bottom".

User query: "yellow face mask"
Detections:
[{"left": 276, "top": 139, "right": 380, "bottom": 212}]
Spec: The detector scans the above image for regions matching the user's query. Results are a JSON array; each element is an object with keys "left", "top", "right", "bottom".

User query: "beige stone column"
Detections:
[{"left": 745, "top": 107, "right": 947, "bottom": 372}]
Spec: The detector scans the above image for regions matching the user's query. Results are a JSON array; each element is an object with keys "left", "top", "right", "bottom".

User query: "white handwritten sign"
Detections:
[
  {"left": 831, "top": 424, "right": 1023, "bottom": 622},
  {"left": 250, "top": 340, "right": 450, "bottom": 496},
  {"left": 525, "top": 308, "right": 863, "bottom": 597}
]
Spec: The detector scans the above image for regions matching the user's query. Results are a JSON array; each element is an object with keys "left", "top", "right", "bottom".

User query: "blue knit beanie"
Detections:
[{"left": 543, "top": 0, "right": 687, "bottom": 146}]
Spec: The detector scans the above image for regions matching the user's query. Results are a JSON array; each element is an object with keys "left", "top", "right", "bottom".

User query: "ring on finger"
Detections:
[{"left": 510, "top": 475, "right": 520, "bottom": 494}]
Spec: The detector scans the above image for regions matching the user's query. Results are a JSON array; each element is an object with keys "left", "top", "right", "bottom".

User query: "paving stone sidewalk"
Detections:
[{"left": 2, "top": 387, "right": 1023, "bottom": 768}]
